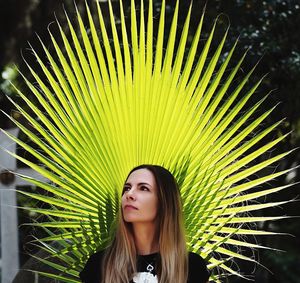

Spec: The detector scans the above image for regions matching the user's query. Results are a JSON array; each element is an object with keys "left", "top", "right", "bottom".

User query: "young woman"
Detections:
[{"left": 80, "top": 165, "right": 210, "bottom": 283}]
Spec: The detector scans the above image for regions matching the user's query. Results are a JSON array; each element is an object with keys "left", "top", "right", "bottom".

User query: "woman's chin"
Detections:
[{"left": 123, "top": 216, "right": 137, "bottom": 222}]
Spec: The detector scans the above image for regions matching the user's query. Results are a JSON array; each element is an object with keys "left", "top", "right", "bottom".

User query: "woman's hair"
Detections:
[{"left": 101, "top": 164, "right": 188, "bottom": 283}]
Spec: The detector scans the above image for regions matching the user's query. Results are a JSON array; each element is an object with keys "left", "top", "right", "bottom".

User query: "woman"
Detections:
[{"left": 80, "top": 164, "right": 210, "bottom": 283}]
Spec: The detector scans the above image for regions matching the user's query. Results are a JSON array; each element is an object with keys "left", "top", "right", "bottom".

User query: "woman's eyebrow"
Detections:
[
  {"left": 138, "top": 182, "right": 152, "bottom": 187},
  {"left": 124, "top": 182, "right": 152, "bottom": 187}
]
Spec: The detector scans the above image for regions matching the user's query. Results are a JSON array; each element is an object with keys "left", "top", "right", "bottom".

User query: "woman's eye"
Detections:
[
  {"left": 140, "top": 186, "right": 149, "bottom": 191},
  {"left": 123, "top": 186, "right": 130, "bottom": 193}
]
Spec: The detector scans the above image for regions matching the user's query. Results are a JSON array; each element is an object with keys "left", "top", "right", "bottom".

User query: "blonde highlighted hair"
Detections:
[{"left": 101, "top": 165, "right": 188, "bottom": 283}]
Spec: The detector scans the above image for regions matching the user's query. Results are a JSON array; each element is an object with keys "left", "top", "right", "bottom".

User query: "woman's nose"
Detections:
[{"left": 126, "top": 188, "right": 136, "bottom": 200}]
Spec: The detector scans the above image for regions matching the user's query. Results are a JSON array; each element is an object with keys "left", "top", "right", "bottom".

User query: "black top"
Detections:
[{"left": 80, "top": 250, "right": 210, "bottom": 283}]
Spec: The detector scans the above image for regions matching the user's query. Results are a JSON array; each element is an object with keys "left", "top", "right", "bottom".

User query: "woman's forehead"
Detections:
[{"left": 126, "top": 168, "right": 155, "bottom": 183}]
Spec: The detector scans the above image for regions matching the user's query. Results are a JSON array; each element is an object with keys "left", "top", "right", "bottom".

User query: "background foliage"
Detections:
[{"left": 0, "top": 0, "right": 299, "bottom": 282}]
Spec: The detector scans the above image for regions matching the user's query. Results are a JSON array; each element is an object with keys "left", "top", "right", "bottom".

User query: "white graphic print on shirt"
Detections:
[{"left": 132, "top": 272, "right": 158, "bottom": 283}]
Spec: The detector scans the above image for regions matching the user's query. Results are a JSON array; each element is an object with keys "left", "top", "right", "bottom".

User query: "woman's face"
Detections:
[{"left": 122, "top": 168, "right": 159, "bottom": 224}]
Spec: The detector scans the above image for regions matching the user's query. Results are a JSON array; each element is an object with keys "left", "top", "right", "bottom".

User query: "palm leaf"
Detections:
[{"left": 2, "top": 0, "right": 293, "bottom": 281}]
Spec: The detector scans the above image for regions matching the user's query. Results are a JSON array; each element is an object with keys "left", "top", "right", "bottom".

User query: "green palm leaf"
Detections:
[{"left": 2, "top": 0, "right": 293, "bottom": 281}]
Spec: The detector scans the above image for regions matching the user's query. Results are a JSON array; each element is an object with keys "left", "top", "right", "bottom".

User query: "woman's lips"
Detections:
[{"left": 124, "top": 204, "right": 138, "bottom": 210}]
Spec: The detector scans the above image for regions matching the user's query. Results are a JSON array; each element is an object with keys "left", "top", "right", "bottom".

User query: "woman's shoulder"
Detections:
[
  {"left": 87, "top": 250, "right": 105, "bottom": 261},
  {"left": 187, "top": 252, "right": 210, "bottom": 283},
  {"left": 188, "top": 251, "right": 206, "bottom": 263},
  {"left": 79, "top": 250, "right": 105, "bottom": 283},
  {"left": 83, "top": 250, "right": 106, "bottom": 269}
]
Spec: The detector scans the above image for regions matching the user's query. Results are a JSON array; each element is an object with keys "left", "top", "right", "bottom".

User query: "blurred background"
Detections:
[{"left": 0, "top": 0, "right": 299, "bottom": 282}]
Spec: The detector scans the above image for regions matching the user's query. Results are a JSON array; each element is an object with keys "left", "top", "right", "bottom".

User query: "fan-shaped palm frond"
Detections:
[{"left": 2, "top": 0, "right": 293, "bottom": 282}]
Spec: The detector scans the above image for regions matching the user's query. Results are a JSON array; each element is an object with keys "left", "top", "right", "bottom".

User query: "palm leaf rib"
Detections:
[{"left": 3, "top": 0, "right": 293, "bottom": 281}]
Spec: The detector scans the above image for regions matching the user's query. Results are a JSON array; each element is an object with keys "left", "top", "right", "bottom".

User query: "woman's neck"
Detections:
[{"left": 132, "top": 223, "right": 159, "bottom": 255}]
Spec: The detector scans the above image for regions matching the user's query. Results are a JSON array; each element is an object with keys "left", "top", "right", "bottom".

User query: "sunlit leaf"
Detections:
[{"left": 2, "top": 0, "right": 293, "bottom": 281}]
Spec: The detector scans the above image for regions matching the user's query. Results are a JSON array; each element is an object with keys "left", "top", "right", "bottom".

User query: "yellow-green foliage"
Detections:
[{"left": 2, "top": 0, "right": 293, "bottom": 282}]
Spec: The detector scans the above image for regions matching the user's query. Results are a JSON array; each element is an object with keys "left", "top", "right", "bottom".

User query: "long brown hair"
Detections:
[{"left": 102, "top": 165, "right": 188, "bottom": 283}]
